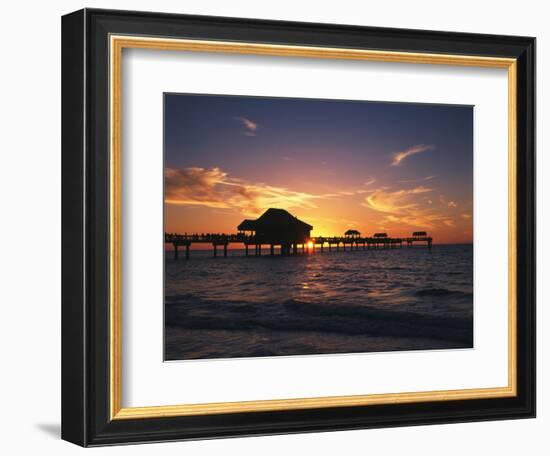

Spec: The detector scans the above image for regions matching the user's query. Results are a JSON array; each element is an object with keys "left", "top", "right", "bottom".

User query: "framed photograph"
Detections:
[{"left": 62, "top": 8, "right": 535, "bottom": 446}]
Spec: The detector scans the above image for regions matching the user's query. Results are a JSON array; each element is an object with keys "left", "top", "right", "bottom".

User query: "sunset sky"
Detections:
[{"left": 164, "top": 94, "right": 473, "bottom": 244}]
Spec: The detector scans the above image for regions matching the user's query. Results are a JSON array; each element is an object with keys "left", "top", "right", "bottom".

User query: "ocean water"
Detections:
[{"left": 164, "top": 244, "right": 473, "bottom": 360}]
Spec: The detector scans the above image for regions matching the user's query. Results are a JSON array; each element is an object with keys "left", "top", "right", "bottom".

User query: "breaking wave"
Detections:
[{"left": 165, "top": 294, "right": 473, "bottom": 345}]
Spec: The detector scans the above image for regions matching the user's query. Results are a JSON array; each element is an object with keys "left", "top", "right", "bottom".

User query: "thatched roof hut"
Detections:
[
  {"left": 238, "top": 208, "right": 313, "bottom": 245},
  {"left": 237, "top": 219, "right": 256, "bottom": 231}
]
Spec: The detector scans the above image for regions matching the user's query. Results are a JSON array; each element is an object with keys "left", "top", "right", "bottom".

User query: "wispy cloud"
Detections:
[
  {"left": 234, "top": 116, "right": 259, "bottom": 136},
  {"left": 364, "top": 177, "right": 377, "bottom": 186},
  {"left": 362, "top": 185, "right": 455, "bottom": 229},
  {"left": 391, "top": 144, "right": 433, "bottom": 166},
  {"left": 439, "top": 195, "right": 457, "bottom": 208},
  {"left": 165, "top": 166, "right": 377, "bottom": 217},
  {"left": 363, "top": 186, "right": 433, "bottom": 214},
  {"left": 398, "top": 175, "right": 437, "bottom": 184},
  {"left": 165, "top": 167, "right": 318, "bottom": 217},
  {"left": 318, "top": 186, "right": 376, "bottom": 198}
]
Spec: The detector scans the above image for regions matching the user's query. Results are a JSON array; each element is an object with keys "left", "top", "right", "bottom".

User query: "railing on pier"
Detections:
[{"left": 165, "top": 233, "right": 249, "bottom": 244}]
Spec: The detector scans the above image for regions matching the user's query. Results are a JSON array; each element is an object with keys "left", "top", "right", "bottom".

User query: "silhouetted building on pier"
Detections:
[
  {"left": 238, "top": 208, "right": 313, "bottom": 254},
  {"left": 344, "top": 229, "right": 361, "bottom": 239},
  {"left": 412, "top": 231, "right": 428, "bottom": 237}
]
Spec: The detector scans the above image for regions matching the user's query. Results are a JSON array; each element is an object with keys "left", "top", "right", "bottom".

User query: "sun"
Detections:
[{"left": 307, "top": 241, "right": 314, "bottom": 249}]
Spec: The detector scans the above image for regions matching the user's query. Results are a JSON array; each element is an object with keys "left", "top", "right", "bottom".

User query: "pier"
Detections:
[{"left": 165, "top": 232, "right": 432, "bottom": 260}]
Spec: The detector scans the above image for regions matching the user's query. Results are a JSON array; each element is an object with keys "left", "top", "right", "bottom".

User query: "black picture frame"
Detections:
[{"left": 62, "top": 8, "right": 535, "bottom": 447}]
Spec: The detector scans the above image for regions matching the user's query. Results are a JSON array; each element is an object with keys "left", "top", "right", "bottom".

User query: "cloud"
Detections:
[
  {"left": 364, "top": 177, "right": 377, "bottom": 186},
  {"left": 439, "top": 195, "right": 458, "bottom": 208},
  {"left": 234, "top": 116, "right": 259, "bottom": 136},
  {"left": 165, "top": 167, "right": 229, "bottom": 209},
  {"left": 165, "top": 166, "right": 319, "bottom": 216},
  {"left": 319, "top": 187, "right": 375, "bottom": 198},
  {"left": 391, "top": 144, "right": 433, "bottom": 166},
  {"left": 398, "top": 175, "right": 437, "bottom": 183},
  {"left": 318, "top": 178, "right": 374, "bottom": 197},
  {"left": 165, "top": 166, "right": 379, "bottom": 218},
  {"left": 362, "top": 185, "right": 455, "bottom": 229},
  {"left": 363, "top": 186, "right": 432, "bottom": 214}
]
